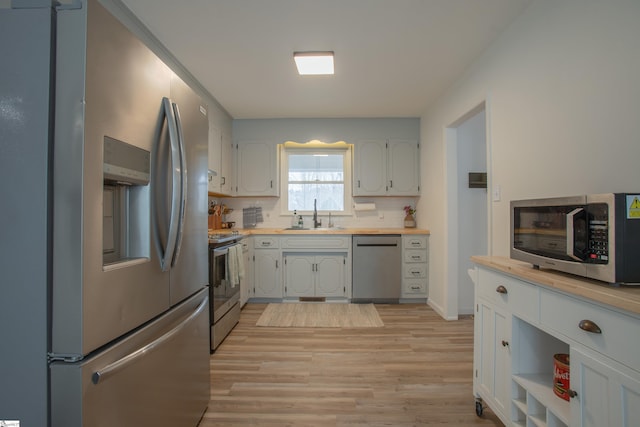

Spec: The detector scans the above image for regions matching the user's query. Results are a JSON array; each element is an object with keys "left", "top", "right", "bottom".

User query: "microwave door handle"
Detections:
[
  {"left": 566, "top": 207, "right": 584, "bottom": 261},
  {"left": 159, "top": 97, "right": 181, "bottom": 272},
  {"left": 170, "top": 101, "right": 187, "bottom": 268}
]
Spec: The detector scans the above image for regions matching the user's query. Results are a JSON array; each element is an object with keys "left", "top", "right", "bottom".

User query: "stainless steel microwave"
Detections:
[{"left": 510, "top": 193, "right": 640, "bottom": 285}]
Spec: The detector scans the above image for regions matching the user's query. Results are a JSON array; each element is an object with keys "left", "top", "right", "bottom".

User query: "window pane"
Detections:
[
  {"left": 288, "top": 183, "right": 344, "bottom": 211},
  {"left": 288, "top": 154, "right": 344, "bottom": 182}
]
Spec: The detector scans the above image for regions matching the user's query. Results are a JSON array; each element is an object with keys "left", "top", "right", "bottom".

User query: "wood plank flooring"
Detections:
[{"left": 201, "top": 303, "right": 504, "bottom": 427}]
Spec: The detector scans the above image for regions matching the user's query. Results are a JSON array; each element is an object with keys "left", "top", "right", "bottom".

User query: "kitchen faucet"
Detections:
[{"left": 313, "top": 198, "right": 322, "bottom": 228}]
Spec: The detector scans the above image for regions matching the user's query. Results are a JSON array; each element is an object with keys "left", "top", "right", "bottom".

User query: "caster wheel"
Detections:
[{"left": 475, "top": 400, "right": 484, "bottom": 417}]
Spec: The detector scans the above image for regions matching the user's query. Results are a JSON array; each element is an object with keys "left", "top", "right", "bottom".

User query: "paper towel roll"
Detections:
[{"left": 353, "top": 202, "right": 376, "bottom": 211}]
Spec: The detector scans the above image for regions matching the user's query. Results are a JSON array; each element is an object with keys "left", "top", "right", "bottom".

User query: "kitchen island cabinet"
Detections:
[{"left": 471, "top": 256, "right": 640, "bottom": 427}]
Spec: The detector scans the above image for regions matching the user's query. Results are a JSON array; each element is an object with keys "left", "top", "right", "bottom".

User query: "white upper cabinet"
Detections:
[
  {"left": 387, "top": 139, "right": 420, "bottom": 195},
  {"left": 353, "top": 139, "right": 420, "bottom": 196},
  {"left": 207, "top": 124, "right": 221, "bottom": 193},
  {"left": 235, "top": 140, "right": 279, "bottom": 196},
  {"left": 353, "top": 139, "right": 387, "bottom": 195},
  {"left": 207, "top": 123, "right": 233, "bottom": 196},
  {"left": 220, "top": 130, "right": 233, "bottom": 195}
]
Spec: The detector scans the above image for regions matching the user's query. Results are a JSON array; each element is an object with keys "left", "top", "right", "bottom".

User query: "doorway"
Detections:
[{"left": 445, "top": 102, "right": 490, "bottom": 318}]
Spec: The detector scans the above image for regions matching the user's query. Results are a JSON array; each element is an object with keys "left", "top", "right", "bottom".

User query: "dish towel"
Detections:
[{"left": 227, "top": 244, "right": 244, "bottom": 288}]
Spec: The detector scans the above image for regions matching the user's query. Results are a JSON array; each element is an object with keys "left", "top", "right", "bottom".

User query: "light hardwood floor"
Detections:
[{"left": 201, "top": 303, "right": 504, "bottom": 427}]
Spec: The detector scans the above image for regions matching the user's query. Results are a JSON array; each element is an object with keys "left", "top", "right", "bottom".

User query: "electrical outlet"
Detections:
[{"left": 379, "top": 213, "right": 384, "bottom": 220}]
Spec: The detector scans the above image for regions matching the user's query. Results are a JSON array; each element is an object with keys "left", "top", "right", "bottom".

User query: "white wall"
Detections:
[
  {"left": 421, "top": 0, "right": 640, "bottom": 318},
  {"left": 456, "top": 109, "right": 487, "bottom": 315}
]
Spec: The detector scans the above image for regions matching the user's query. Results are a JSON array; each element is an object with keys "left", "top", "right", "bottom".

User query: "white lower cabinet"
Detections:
[
  {"left": 570, "top": 346, "right": 640, "bottom": 427},
  {"left": 240, "top": 238, "right": 253, "bottom": 306},
  {"left": 284, "top": 253, "right": 347, "bottom": 298},
  {"left": 475, "top": 297, "right": 511, "bottom": 420},
  {"left": 472, "top": 262, "right": 640, "bottom": 427},
  {"left": 253, "top": 236, "right": 281, "bottom": 299},
  {"left": 401, "top": 235, "right": 428, "bottom": 299}
]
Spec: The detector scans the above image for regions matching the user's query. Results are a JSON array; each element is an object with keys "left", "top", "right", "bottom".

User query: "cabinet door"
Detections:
[
  {"left": 387, "top": 139, "right": 419, "bottom": 195},
  {"left": 240, "top": 240, "right": 253, "bottom": 306},
  {"left": 571, "top": 347, "right": 640, "bottom": 427},
  {"left": 235, "top": 141, "right": 277, "bottom": 196},
  {"left": 475, "top": 298, "right": 510, "bottom": 421},
  {"left": 284, "top": 255, "right": 315, "bottom": 297},
  {"left": 315, "top": 255, "right": 346, "bottom": 297},
  {"left": 253, "top": 249, "right": 281, "bottom": 298},
  {"left": 219, "top": 131, "right": 233, "bottom": 195},
  {"left": 207, "top": 124, "right": 221, "bottom": 193},
  {"left": 353, "top": 139, "right": 386, "bottom": 196}
]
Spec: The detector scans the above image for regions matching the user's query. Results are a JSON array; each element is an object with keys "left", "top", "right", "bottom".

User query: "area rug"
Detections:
[{"left": 256, "top": 303, "right": 384, "bottom": 328}]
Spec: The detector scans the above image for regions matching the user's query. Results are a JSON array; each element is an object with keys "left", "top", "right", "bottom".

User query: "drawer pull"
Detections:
[
  {"left": 578, "top": 319, "right": 602, "bottom": 334},
  {"left": 501, "top": 340, "right": 509, "bottom": 347},
  {"left": 568, "top": 389, "right": 578, "bottom": 398},
  {"left": 496, "top": 285, "right": 508, "bottom": 294}
]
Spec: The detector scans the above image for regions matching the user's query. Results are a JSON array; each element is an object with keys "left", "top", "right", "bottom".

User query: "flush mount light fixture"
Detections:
[{"left": 293, "top": 51, "right": 334, "bottom": 75}]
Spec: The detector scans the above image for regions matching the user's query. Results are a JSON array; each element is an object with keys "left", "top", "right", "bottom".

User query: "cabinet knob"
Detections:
[
  {"left": 501, "top": 340, "right": 509, "bottom": 347},
  {"left": 496, "top": 285, "right": 508, "bottom": 294},
  {"left": 568, "top": 389, "right": 578, "bottom": 398},
  {"left": 578, "top": 319, "right": 602, "bottom": 334}
]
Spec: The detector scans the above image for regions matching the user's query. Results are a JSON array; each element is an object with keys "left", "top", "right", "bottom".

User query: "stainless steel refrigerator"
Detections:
[{"left": 0, "top": 1, "right": 210, "bottom": 426}]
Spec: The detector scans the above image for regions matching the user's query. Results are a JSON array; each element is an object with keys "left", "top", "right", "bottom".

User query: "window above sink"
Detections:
[{"left": 279, "top": 140, "right": 353, "bottom": 216}]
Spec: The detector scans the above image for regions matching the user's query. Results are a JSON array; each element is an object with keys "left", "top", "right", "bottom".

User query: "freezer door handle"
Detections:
[
  {"left": 170, "top": 101, "right": 187, "bottom": 268},
  {"left": 158, "top": 97, "right": 182, "bottom": 271},
  {"left": 91, "top": 294, "right": 208, "bottom": 385}
]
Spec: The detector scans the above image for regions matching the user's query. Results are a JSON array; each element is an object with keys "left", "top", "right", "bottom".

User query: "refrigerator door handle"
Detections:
[
  {"left": 91, "top": 295, "right": 208, "bottom": 385},
  {"left": 170, "top": 101, "right": 187, "bottom": 268},
  {"left": 159, "top": 97, "right": 181, "bottom": 271}
]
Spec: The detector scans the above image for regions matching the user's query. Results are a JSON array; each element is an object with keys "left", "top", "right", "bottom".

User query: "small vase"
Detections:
[{"left": 404, "top": 214, "right": 416, "bottom": 228}]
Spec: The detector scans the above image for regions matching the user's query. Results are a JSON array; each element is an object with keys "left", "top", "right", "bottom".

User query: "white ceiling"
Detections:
[{"left": 121, "top": 0, "right": 531, "bottom": 119}]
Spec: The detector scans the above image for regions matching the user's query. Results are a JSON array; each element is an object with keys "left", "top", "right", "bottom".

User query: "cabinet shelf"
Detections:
[{"left": 512, "top": 374, "right": 570, "bottom": 426}]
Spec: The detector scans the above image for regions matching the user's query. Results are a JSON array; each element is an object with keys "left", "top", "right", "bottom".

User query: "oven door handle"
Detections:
[
  {"left": 566, "top": 207, "right": 585, "bottom": 261},
  {"left": 214, "top": 247, "right": 230, "bottom": 256}
]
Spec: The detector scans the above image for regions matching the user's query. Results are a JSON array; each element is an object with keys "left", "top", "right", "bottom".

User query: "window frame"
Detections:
[{"left": 280, "top": 144, "right": 353, "bottom": 216}]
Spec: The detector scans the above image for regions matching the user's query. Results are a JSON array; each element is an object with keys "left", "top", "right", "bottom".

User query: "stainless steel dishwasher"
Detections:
[{"left": 352, "top": 235, "right": 401, "bottom": 303}]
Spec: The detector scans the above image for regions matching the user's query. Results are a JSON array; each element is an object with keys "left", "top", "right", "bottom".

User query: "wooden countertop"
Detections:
[
  {"left": 209, "top": 227, "right": 430, "bottom": 236},
  {"left": 471, "top": 255, "right": 640, "bottom": 316}
]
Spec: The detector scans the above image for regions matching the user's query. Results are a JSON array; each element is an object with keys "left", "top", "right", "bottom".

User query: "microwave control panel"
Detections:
[{"left": 587, "top": 203, "right": 609, "bottom": 263}]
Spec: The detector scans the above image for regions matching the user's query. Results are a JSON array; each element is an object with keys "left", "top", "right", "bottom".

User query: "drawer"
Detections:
[
  {"left": 403, "top": 279, "right": 427, "bottom": 295},
  {"left": 403, "top": 235, "right": 428, "bottom": 250},
  {"left": 404, "top": 264, "right": 427, "bottom": 279},
  {"left": 403, "top": 249, "right": 427, "bottom": 263},
  {"left": 540, "top": 288, "right": 640, "bottom": 372},
  {"left": 477, "top": 268, "right": 540, "bottom": 323},
  {"left": 254, "top": 236, "right": 279, "bottom": 249},
  {"left": 281, "top": 236, "right": 350, "bottom": 249}
]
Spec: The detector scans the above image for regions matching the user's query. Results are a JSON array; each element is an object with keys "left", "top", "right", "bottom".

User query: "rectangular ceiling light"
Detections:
[{"left": 294, "top": 51, "right": 334, "bottom": 75}]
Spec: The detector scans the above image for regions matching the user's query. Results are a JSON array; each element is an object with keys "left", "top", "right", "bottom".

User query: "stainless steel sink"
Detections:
[{"left": 283, "top": 227, "right": 309, "bottom": 230}]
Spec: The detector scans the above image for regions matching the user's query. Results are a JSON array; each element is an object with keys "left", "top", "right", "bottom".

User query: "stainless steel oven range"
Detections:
[{"left": 209, "top": 233, "right": 244, "bottom": 351}]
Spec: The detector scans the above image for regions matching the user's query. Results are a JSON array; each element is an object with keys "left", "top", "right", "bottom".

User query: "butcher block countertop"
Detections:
[
  {"left": 472, "top": 255, "right": 640, "bottom": 316},
  {"left": 210, "top": 227, "right": 430, "bottom": 235}
]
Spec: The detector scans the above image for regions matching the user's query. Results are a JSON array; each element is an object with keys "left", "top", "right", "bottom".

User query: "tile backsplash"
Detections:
[{"left": 208, "top": 196, "right": 420, "bottom": 229}]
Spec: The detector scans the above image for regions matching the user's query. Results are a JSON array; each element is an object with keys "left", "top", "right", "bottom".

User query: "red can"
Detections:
[{"left": 553, "top": 353, "right": 570, "bottom": 401}]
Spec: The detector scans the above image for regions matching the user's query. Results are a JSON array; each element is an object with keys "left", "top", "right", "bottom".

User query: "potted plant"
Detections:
[{"left": 403, "top": 205, "right": 416, "bottom": 228}]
